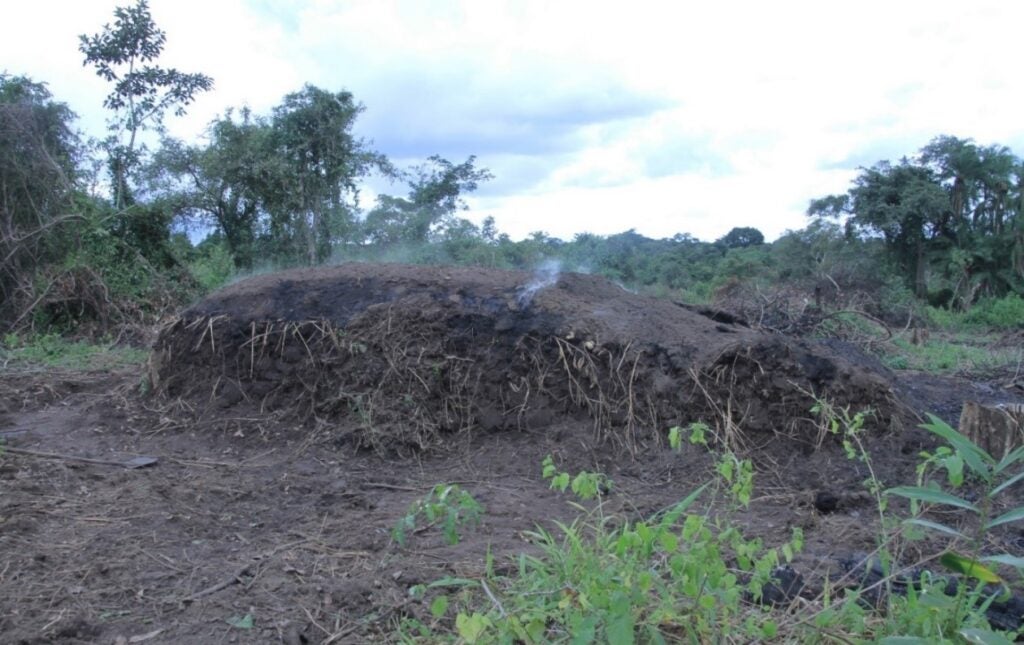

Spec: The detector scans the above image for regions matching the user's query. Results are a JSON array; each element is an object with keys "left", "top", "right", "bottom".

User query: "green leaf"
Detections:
[
  {"left": 656, "top": 483, "right": 708, "bottom": 531},
  {"left": 668, "top": 426, "right": 682, "bottom": 451},
  {"left": 920, "top": 414, "right": 992, "bottom": 478},
  {"left": 430, "top": 595, "right": 449, "bottom": 620},
  {"left": 455, "top": 612, "right": 492, "bottom": 644},
  {"left": 227, "top": 614, "right": 254, "bottom": 629},
  {"left": 903, "top": 518, "right": 966, "bottom": 538},
  {"left": 426, "top": 576, "right": 479, "bottom": 589},
  {"left": 984, "top": 506, "right": 1024, "bottom": 530},
  {"left": 880, "top": 637, "right": 931, "bottom": 644},
  {"left": 658, "top": 530, "right": 678, "bottom": 553},
  {"left": 991, "top": 469, "right": 1024, "bottom": 497},
  {"left": 885, "top": 486, "right": 978, "bottom": 512},
  {"left": 939, "top": 552, "right": 1004, "bottom": 584},
  {"left": 542, "top": 455, "right": 556, "bottom": 479},
  {"left": 942, "top": 453, "right": 965, "bottom": 487},
  {"left": 981, "top": 554, "right": 1024, "bottom": 569},
  {"left": 996, "top": 444, "right": 1024, "bottom": 473},
  {"left": 550, "top": 472, "right": 570, "bottom": 492},
  {"left": 606, "top": 591, "right": 635, "bottom": 645},
  {"left": 959, "top": 627, "right": 1015, "bottom": 645}
]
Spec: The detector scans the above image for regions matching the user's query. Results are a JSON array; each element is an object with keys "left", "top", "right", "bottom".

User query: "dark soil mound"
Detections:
[{"left": 151, "top": 263, "right": 903, "bottom": 453}]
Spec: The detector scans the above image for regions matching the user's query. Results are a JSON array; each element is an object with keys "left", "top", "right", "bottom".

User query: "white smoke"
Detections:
[{"left": 516, "top": 259, "right": 562, "bottom": 307}]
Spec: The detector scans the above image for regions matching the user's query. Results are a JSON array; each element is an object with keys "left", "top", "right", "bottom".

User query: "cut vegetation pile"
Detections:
[{"left": 151, "top": 263, "right": 903, "bottom": 453}]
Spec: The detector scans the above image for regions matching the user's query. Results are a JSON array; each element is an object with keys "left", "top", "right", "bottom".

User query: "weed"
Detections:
[
  {"left": 392, "top": 484, "right": 484, "bottom": 547},
  {"left": 888, "top": 414, "right": 1024, "bottom": 589},
  {"left": 541, "top": 455, "right": 612, "bottom": 501},
  {"left": 399, "top": 452, "right": 808, "bottom": 643},
  {"left": 668, "top": 420, "right": 710, "bottom": 450},
  {"left": 0, "top": 332, "right": 147, "bottom": 370},
  {"left": 398, "top": 412, "right": 1024, "bottom": 643},
  {"left": 927, "top": 294, "right": 1024, "bottom": 331},
  {"left": 668, "top": 422, "right": 752, "bottom": 508}
]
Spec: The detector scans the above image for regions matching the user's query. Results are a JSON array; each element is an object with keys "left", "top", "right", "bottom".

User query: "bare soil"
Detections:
[{"left": 2, "top": 263, "right": 1022, "bottom": 643}]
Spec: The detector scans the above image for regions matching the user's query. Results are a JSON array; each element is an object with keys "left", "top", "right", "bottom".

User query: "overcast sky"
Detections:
[{"left": 3, "top": 1, "right": 1023, "bottom": 242}]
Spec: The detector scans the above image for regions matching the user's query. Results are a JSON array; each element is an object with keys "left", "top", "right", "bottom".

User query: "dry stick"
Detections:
[
  {"left": 362, "top": 482, "right": 421, "bottom": 492},
  {"left": 480, "top": 579, "right": 508, "bottom": 619},
  {"left": 302, "top": 606, "right": 332, "bottom": 639},
  {"left": 182, "top": 538, "right": 310, "bottom": 603},
  {"left": 3, "top": 446, "right": 142, "bottom": 467},
  {"left": 322, "top": 622, "right": 362, "bottom": 645}
]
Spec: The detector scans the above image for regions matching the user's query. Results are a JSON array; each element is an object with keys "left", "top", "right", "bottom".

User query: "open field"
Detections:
[{"left": 2, "top": 264, "right": 1023, "bottom": 643}]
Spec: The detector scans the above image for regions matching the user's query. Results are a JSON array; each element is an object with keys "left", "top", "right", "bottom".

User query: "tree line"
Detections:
[
  {"left": 810, "top": 136, "right": 1024, "bottom": 308},
  {"left": 2, "top": 0, "right": 1021, "bottom": 337}
]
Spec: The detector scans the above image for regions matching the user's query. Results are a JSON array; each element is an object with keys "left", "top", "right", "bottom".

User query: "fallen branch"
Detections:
[
  {"left": 180, "top": 538, "right": 310, "bottom": 603},
  {"left": 3, "top": 446, "right": 156, "bottom": 469}
]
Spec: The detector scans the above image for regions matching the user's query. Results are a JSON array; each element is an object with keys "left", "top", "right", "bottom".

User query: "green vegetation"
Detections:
[
  {"left": 884, "top": 335, "right": 1020, "bottom": 374},
  {"left": 889, "top": 414, "right": 1024, "bottom": 589},
  {"left": 393, "top": 484, "right": 485, "bottom": 547},
  {"left": 0, "top": 333, "right": 148, "bottom": 370},
  {"left": 2, "top": 1, "right": 1021, "bottom": 350},
  {"left": 397, "top": 415, "right": 1024, "bottom": 643}
]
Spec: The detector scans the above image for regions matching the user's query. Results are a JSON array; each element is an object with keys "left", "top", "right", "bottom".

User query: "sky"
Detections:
[{"left": 3, "top": 0, "right": 1023, "bottom": 242}]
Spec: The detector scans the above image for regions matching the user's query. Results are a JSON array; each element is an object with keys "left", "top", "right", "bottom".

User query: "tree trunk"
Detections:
[{"left": 914, "top": 236, "right": 927, "bottom": 297}]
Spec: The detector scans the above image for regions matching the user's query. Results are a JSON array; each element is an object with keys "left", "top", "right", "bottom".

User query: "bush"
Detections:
[
  {"left": 963, "top": 294, "right": 1024, "bottom": 329},
  {"left": 925, "top": 294, "right": 1024, "bottom": 331},
  {"left": 188, "top": 241, "right": 236, "bottom": 292}
]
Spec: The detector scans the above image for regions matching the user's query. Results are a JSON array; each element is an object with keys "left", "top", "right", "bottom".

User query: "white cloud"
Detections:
[{"left": 3, "top": 0, "right": 1023, "bottom": 241}]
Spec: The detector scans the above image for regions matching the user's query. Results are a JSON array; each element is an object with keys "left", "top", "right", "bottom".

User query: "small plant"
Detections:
[
  {"left": 398, "top": 477, "right": 808, "bottom": 643},
  {"left": 541, "top": 455, "right": 612, "bottom": 500},
  {"left": 393, "top": 484, "right": 484, "bottom": 547},
  {"left": 667, "top": 421, "right": 710, "bottom": 450},
  {"left": 667, "top": 421, "right": 752, "bottom": 508},
  {"left": 715, "top": 451, "right": 754, "bottom": 508},
  {"left": 888, "top": 414, "right": 1024, "bottom": 588}
]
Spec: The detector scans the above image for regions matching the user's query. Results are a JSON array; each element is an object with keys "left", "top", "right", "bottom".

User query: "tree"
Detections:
[
  {"left": 919, "top": 135, "right": 982, "bottom": 242},
  {"left": 363, "top": 155, "right": 491, "bottom": 247},
  {"left": 808, "top": 134, "right": 1024, "bottom": 304},
  {"left": 146, "top": 109, "right": 274, "bottom": 269},
  {"left": 717, "top": 226, "right": 765, "bottom": 249},
  {"left": 0, "top": 75, "right": 83, "bottom": 325},
  {"left": 79, "top": 0, "right": 213, "bottom": 208},
  {"left": 852, "top": 160, "right": 946, "bottom": 297},
  {"left": 268, "top": 85, "right": 389, "bottom": 263}
]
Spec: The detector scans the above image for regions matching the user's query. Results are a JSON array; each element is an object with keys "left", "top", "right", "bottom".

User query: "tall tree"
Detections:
[
  {"left": 79, "top": 0, "right": 212, "bottom": 208},
  {"left": 147, "top": 109, "right": 274, "bottom": 269},
  {"left": 717, "top": 226, "right": 765, "bottom": 249},
  {"left": 363, "top": 155, "right": 492, "bottom": 246},
  {"left": 810, "top": 159, "right": 948, "bottom": 297},
  {"left": 269, "top": 85, "right": 388, "bottom": 263},
  {"left": 811, "top": 137, "right": 1024, "bottom": 304}
]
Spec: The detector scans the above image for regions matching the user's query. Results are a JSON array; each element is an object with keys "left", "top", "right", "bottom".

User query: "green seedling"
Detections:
[{"left": 393, "top": 484, "right": 484, "bottom": 547}]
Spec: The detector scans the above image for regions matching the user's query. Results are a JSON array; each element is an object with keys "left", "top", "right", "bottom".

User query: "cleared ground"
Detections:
[{"left": 1, "top": 264, "right": 1021, "bottom": 643}]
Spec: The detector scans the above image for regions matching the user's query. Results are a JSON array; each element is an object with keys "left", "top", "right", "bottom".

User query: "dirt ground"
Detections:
[{"left": 2, "top": 263, "right": 1023, "bottom": 644}]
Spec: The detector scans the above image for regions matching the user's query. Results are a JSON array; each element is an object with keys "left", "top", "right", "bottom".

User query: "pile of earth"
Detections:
[{"left": 150, "top": 263, "right": 905, "bottom": 453}]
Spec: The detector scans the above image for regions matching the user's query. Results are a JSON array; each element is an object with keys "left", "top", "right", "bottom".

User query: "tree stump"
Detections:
[{"left": 958, "top": 401, "right": 1024, "bottom": 459}]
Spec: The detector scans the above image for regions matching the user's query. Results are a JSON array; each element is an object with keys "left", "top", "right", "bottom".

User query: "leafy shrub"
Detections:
[
  {"left": 925, "top": 294, "right": 1024, "bottom": 331},
  {"left": 188, "top": 241, "right": 236, "bottom": 292},
  {"left": 963, "top": 294, "right": 1024, "bottom": 329}
]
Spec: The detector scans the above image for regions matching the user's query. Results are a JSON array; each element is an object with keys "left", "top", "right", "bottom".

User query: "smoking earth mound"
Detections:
[{"left": 151, "top": 263, "right": 901, "bottom": 453}]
